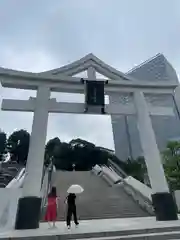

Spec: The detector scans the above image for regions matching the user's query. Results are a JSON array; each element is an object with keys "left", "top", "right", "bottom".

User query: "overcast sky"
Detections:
[{"left": 0, "top": 0, "right": 180, "bottom": 149}]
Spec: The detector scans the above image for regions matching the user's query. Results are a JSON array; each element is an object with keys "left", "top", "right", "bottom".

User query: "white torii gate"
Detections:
[{"left": 0, "top": 54, "right": 178, "bottom": 229}]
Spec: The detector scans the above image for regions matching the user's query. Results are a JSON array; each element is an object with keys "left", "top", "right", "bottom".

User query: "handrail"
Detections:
[
  {"left": 15, "top": 168, "right": 25, "bottom": 180},
  {"left": 108, "top": 159, "right": 127, "bottom": 178},
  {"left": 40, "top": 164, "right": 56, "bottom": 219},
  {"left": 6, "top": 168, "right": 25, "bottom": 188},
  {"left": 124, "top": 176, "right": 152, "bottom": 201},
  {"left": 123, "top": 177, "right": 154, "bottom": 214},
  {"left": 100, "top": 163, "right": 154, "bottom": 214},
  {"left": 6, "top": 170, "right": 25, "bottom": 188}
]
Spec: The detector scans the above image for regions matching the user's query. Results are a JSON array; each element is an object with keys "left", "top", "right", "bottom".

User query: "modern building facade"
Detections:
[{"left": 111, "top": 53, "right": 180, "bottom": 161}]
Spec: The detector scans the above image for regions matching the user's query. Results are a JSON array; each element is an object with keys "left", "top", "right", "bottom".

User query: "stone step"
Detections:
[{"left": 53, "top": 171, "right": 149, "bottom": 221}]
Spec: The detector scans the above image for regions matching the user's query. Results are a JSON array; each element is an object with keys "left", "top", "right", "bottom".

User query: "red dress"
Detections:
[{"left": 44, "top": 197, "right": 57, "bottom": 222}]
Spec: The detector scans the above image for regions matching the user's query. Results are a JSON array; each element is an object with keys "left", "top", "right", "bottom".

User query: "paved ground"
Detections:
[
  {"left": 2, "top": 217, "right": 180, "bottom": 239},
  {"left": 54, "top": 171, "right": 149, "bottom": 221}
]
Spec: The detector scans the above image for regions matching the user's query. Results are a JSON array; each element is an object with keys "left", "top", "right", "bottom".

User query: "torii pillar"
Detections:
[
  {"left": 134, "top": 90, "right": 178, "bottom": 221},
  {"left": 15, "top": 85, "right": 50, "bottom": 229},
  {"left": 2, "top": 85, "right": 87, "bottom": 229},
  {"left": 109, "top": 90, "right": 178, "bottom": 221}
]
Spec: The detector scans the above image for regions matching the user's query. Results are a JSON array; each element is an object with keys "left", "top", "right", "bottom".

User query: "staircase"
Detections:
[
  {"left": 0, "top": 162, "right": 22, "bottom": 188},
  {"left": 3, "top": 170, "right": 180, "bottom": 240},
  {"left": 55, "top": 170, "right": 149, "bottom": 220}
]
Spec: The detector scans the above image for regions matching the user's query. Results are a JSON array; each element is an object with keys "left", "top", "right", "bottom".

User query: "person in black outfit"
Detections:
[{"left": 66, "top": 193, "right": 79, "bottom": 228}]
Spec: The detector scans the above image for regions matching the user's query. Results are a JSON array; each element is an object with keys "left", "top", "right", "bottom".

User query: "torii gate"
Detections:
[{"left": 0, "top": 54, "right": 178, "bottom": 229}]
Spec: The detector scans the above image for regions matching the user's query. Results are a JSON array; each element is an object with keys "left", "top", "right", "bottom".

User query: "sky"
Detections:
[{"left": 0, "top": 0, "right": 180, "bottom": 149}]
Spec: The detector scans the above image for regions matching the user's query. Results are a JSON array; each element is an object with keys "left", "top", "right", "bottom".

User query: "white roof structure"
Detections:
[
  {"left": 0, "top": 53, "right": 178, "bottom": 93},
  {"left": 41, "top": 52, "right": 178, "bottom": 84},
  {"left": 42, "top": 53, "right": 132, "bottom": 81}
]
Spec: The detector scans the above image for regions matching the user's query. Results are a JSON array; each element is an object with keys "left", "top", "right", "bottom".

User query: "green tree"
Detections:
[
  {"left": 69, "top": 139, "right": 108, "bottom": 170},
  {"left": 54, "top": 142, "right": 74, "bottom": 170},
  {"left": 7, "top": 129, "right": 30, "bottom": 165},
  {"left": 0, "top": 131, "right": 7, "bottom": 161},
  {"left": 44, "top": 137, "right": 61, "bottom": 166},
  {"left": 51, "top": 138, "right": 109, "bottom": 171},
  {"left": 124, "top": 157, "right": 145, "bottom": 182},
  {"left": 69, "top": 138, "right": 95, "bottom": 148},
  {"left": 162, "top": 141, "right": 180, "bottom": 191},
  {"left": 110, "top": 156, "right": 147, "bottom": 183}
]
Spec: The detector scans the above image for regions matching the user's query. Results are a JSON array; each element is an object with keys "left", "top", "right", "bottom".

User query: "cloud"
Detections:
[
  {"left": 0, "top": 0, "right": 180, "bottom": 150},
  {"left": 0, "top": 47, "right": 114, "bottom": 149}
]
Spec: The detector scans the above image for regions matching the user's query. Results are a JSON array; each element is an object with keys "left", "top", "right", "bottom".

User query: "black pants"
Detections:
[{"left": 66, "top": 205, "right": 78, "bottom": 226}]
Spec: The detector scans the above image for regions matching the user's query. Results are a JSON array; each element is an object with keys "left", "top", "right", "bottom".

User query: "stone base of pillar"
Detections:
[
  {"left": 152, "top": 192, "right": 178, "bottom": 221},
  {"left": 15, "top": 196, "right": 42, "bottom": 229}
]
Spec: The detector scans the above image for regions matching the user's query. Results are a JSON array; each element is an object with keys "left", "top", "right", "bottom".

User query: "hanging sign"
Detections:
[
  {"left": 85, "top": 80, "right": 105, "bottom": 106},
  {"left": 81, "top": 78, "right": 108, "bottom": 114}
]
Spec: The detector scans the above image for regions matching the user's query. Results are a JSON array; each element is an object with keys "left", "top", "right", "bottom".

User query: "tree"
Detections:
[
  {"left": 69, "top": 139, "right": 108, "bottom": 170},
  {"left": 7, "top": 129, "right": 30, "bottom": 165},
  {"left": 110, "top": 156, "right": 147, "bottom": 183},
  {"left": 90, "top": 147, "right": 109, "bottom": 166},
  {"left": 0, "top": 131, "right": 7, "bottom": 161},
  {"left": 54, "top": 142, "right": 74, "bottom": 170},
  {"left": 69, "top": 138, "right": 95, "bottom": 148},
  {"left": 44, "top": 137, "right": 61, "bottom": 166},
  {"left": 124, "top": 157, "right": 146, "bottom": 182},
  {"left": 51, "top": 138, "right": 109, "bottom": 171},
  {"left": 72, "top": 144, "right": 95, "bottom": 170},
  {"left": 162, "top": 141, "right": 180, "bottom": 191}
]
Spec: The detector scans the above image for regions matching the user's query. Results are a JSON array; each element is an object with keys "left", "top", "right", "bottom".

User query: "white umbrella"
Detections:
[{"left": 67, "top": 184, "right": 84, "bottom": 194}]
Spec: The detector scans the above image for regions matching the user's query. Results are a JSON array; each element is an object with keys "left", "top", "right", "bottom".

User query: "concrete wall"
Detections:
[{"left": 0, "top": 188, "right": 22, "bottom": 231}]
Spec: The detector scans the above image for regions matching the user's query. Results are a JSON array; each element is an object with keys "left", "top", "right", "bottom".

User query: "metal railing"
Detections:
[
  {"left": 108, "top": 159, "right": 128, "bottom": 178},
  {"left": 40, "top": 163, "right": 55, "bottom": 219}
]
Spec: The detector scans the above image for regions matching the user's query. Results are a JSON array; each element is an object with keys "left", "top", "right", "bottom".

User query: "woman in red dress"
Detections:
[{"left": 44, "top": 187, "right": 58, "bottom": 228}]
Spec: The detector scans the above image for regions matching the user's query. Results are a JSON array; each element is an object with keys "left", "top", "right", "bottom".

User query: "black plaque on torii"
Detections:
[{"left": 81, "top": 78, "right": 108, "bottom": 114}]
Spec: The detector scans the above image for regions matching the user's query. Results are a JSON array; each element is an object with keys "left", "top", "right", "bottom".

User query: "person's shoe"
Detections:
[
  {"left": 67, "top": 225, "right": 71, "bottom": 229},
  {"left": 75, "top": 222, "right": 79, "bottom": 227},
  {"left": 48, "top": 224, "right": 52, "bottom": 229}
]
